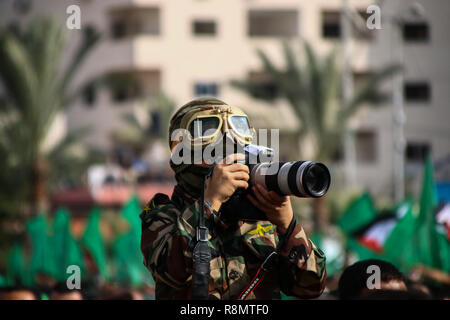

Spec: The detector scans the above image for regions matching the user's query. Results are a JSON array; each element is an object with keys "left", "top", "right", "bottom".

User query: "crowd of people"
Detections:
[
  {"left": 1, "top": 258, "right": 448, "bottom": 300},
  {"left": 0, "top": 281, "right": 155, "bottom": 300}
]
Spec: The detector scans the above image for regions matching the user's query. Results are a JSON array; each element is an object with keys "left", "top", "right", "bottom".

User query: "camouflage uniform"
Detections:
[{"left": 140, "top": 185, "right": 327, "bottom": 300}]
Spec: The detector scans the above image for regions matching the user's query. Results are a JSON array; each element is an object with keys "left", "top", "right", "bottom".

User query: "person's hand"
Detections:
[
  {"left": 204, "top": 154, "right": 250, "bottom": 211},
  {"left": 246, "top": 184, "right": 294, "bottom": 234}
]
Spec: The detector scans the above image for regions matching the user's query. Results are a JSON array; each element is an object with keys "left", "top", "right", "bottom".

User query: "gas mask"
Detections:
[{"left": 168, "top": 98, "right": 255, "bottom": 198}]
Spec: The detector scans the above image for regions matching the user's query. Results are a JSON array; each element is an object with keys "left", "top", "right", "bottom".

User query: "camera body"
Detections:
[{"left": 219, "top": 144, "right": 331, "bottom": 222}]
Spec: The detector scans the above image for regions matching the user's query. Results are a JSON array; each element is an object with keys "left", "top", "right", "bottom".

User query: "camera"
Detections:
[{"left": 219, "top": 144, "right": 331, "bottom": 221}]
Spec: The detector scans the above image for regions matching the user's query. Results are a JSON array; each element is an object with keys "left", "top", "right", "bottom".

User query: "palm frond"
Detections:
[
  {"left": 122, "top": 112, "right": 142, "bottom": 130},
  {"left": 60, "top": 25, "right": 101, "bottom": 105},
  {"left": 230, "top": 78, "right": 278, "bottom": 102},
  {"left": 0, "top": 30, "right": 38, "bottom": 116},
  {"left": 231, "top": 40, "right": 399, "bottom": 163},
  {"left": 64, "top": 75, "right": 102, "bottom": 107},
  {"left": 319, "top": 48, "right": 340, "bottom": 133},
  {"left": 257, "top": 48, "right": 281, "bottom": 79},
  {"left": 339, "top": 64, "right": 402, "bottom": 124},
  {"left": 46, "top": 125, "right": 92, "bottom": 161},
  {"left": 304, "top": 41, "right": 324, "bottom": 133}
]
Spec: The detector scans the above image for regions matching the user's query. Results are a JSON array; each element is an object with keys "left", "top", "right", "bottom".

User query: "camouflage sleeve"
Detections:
[
  {"left": 277, "top": 223, "right": 327, "bottom": 299},
  {"left": 140, "top": 196, "right": 216, "bottom": 291}
]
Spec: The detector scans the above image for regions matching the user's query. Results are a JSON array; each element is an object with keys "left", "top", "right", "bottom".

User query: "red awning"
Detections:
[
  {"left": 52, "top": 188, "right": 94, "bottom": 207},
  {"left": 94, "top": 183, "right": 174, "bottom": 206},
  {"left": 52, "top": 183, "right": 175, "bottom": 208}
]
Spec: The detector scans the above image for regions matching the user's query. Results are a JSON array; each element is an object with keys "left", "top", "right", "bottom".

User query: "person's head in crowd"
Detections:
[
  {"left": 359, "top": 288, "right": 431, "bottom": 300},
  {"left": 50, "top": 282, "right": 83, "bottom": 300},
  {"left": 338, "top": 259, "right": 407, "bottom": 299},
  {"left": 0, "top": 286, "right": 38, "bottom": 300},
  {"left": 405, "top": 279, "right": 432, "bottom": 298},
  {"left": 99, "top": 288, "right": 144, "bottom": 300}
]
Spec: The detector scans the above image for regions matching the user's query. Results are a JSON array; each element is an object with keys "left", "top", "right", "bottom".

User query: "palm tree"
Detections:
[
  {"left": 113, "top": 93, "right": 176, "bottom": 157},
  {"left": 0, "top": 17, "right": 101, "bottom": 216},
  {"left": 231, "top": 41, "right": 401, "bottom": 232}
]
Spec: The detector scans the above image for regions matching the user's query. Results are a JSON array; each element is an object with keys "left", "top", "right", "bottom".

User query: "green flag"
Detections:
[
  {"left": 81, "top": 207, "right": 108, "bottom": 280},
  {"left": 26, "top": 214, "right": 58, "bottom": 281},
  {"left": 347, "top": 237, "right": 384, "bottom": 261},
  {"left": 0, "top": 274, "right": 6, "bottom": 287},
  {"left": 6, "top": 242, "right": 30, "bottom": 286},
  {"left": 434, "top": 228, "right": 450, "bottom": 273},
  {"left": 112, "top": 234, "right": 143, "bottom": 286},
  {"left": 52, "top": 208, "right": 85, "bottom": 281},
  {"left": 122, "top": 195, "right": 142, "bottom": 242},
  {"left": 338, "top": 193, "right": 377, "bottom": 234},
  {"left": 280, "top": 291, "right": 294, "bottom": 300},
  {"left": 112, "top": 195, "right": 154, "bottom": 287},
  {"left": 382, "top": 199, "right": 416, "bottom": 273},
  {"left": 414, "top": 156, "right": 450, "bottom": 271}
]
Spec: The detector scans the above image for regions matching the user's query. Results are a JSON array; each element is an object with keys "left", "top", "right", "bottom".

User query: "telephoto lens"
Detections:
[{"left": 249, "top": 161, "right": 331, "bottom": 198}]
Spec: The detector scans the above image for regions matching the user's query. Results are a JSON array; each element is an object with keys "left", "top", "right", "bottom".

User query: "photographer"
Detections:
[{"left": 140, "top": 98, "right": 326, "bottom": 300}]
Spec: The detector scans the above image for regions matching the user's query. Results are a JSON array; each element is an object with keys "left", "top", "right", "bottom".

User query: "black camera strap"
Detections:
[{"left": 191, "top": 166, "right": 215, "bottom": 300}]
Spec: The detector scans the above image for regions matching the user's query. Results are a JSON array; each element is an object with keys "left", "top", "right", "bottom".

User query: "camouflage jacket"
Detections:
[{"left": 140, "top": 186, "right": 326, "bottom": 300}]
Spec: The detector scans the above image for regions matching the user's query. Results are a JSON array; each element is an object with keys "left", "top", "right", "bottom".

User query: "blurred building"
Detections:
[{"left": 0, "top": 0, "right": 449, "bottom": 199}]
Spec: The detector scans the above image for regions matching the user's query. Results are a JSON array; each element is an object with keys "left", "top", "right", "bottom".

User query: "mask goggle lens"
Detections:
[
  {"left": 228, "top": 116, "right": 252, "bottom": 138},
  {"left": 188, "top": 116, "right": 221, "bottom": 139},
  {"left": 186, "top": 114, "right": 253, "bottom": 146}
]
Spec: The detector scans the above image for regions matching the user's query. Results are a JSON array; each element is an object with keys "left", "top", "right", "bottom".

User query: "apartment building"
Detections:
[{"left": 0, "top": 0, "right": 449, "bottom": 199}]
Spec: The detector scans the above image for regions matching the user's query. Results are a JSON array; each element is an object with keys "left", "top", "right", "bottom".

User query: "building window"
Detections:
[
  {"left": 247, "top": 71, "right": 279, "bottom": 100},
  {"left": 332, "top": 147, "right": 344, "bottom": 162},
  {"left": 404, "top": 82, "right": 431, "bottom": 103},
  {"left": 111, "top": 20, "right": 128, "bottom": 39},
  {"left": 322, "top": 11, "right": 341, "bottom": 39},
  {"left": 403, "top": 22, "right": 429, "bottom": 42},
  {"left": 353, "top": 70, "right": 373, "bottom": 89},
  {"left": 111, "top": 84, "right": 141, "bottom": 103},
  {"left": 355, "top": 130, "right": 377, "bottom": 163},
  {"left": 192, "top": 21, "right": 216, "bottom": 36},
  {"left": 110, "top": 7, "right": 160, "bottom": 39},
  {"left": 322, "top": 10, "right": 373, "bottom": 40},
  {"left": 13, "top": 0, "right": 32, "bottom": 14},
  {"left": 353, "top": 10, "right": 374, "bottom": 40},
  {"left": 248, "top": 10, "right": 298, "bottom": 37},
  {"left": 107, "top": 70, "right": 161, "bottom": 104},
  {"left": 406, "top": 142, "right": 430, "bottom": 163},
  {"left": 82, "top": 84, "right": 96, "bottom": 106},
  {"left": 194, "top": 82, "right": 219, "bottom": 97}
]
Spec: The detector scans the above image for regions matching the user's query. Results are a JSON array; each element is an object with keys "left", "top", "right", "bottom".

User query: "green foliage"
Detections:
[
  {"left": 0, "top": 17, "right": 102, "bottom": 268},
  {"left": 114, "top": 92, "right": 176, "bottom": 153},
  {"left": 0, "top": 17, "right": 101, "bottom": 216}
]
